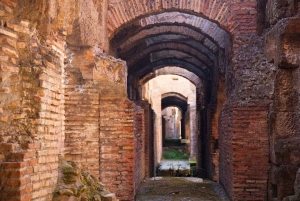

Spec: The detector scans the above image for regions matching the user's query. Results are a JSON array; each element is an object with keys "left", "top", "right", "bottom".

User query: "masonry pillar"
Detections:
[
  {"left": 219, "top": 104, "right": 269, "bottom": 200},
  {"left": 94, "top": 55, "right": 135, "bottom": 201},
  {"left": 219, "top": 34, "right": 275, "bottom": 200}
]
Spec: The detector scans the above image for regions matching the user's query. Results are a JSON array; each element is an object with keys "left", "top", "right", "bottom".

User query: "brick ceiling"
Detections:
[
  {"left": 109, "top": 1, "right": 257, "bottom": 100},
  {"left": 111, "top": 11, "right": 231, "bottom": 81}
]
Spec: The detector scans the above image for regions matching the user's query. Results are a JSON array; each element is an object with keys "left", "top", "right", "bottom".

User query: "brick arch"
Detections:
[
  {"left": 162, "top": 92, "right": 188, "bottom": 101},
  {"left": 128, "top": 59, "right": 207, "bottom": 101},
  {"left": 129, "top": 58, "right": 208, "bottom": 80},
  {"left": 110, "top": 12, "right": 231, "bottom": 52},
  {"left": 124, "top": 41, "right": 214, "bottom": 67},
  {"left": 118, "top": 30, "right": 217, "bottom": 60},
  {"left": 139, "top": 66, "right": 203, "bottom": 87},
  {"left": 115, "top": 24, "right": 220, "bottom": 54},
  {"left": 127, "top": 48, "right": 211, "bottom": 71},
  {"left": 108, "top": 0, "right": 257, "bottom": 38},
  {"left": 140, "top": 12, "right": 229, "bottom": 48},
  {"left": 161, "top": 94, "right": 188, "bottom": 112}
]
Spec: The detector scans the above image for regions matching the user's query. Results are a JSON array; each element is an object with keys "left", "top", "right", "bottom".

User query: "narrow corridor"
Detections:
[{"left": 135, "top": 177, "right": 230, "bottom": 201}]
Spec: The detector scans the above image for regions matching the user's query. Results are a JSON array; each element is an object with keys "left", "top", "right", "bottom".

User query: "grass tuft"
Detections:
[{"left": 163, "top": 149, "right": 189, "bottom": 159}]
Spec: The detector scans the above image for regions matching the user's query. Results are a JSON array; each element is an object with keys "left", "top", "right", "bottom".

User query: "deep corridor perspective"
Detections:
[{"left": 0, "top": 0, "right": 300, "bottom": 201}]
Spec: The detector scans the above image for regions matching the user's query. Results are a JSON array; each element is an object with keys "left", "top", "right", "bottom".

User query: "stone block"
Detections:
[{"left": 264, "top": 17, "right": 300, "bottom": 68}]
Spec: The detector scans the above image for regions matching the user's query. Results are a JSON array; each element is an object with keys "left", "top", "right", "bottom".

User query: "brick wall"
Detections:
[
  {"left": 133, "top": 103, "right": 145, "bottom": 195},
  {"left": 94, "top": 55, "right": 136, "bottom": 200},
  {"left": 28, "top": 37, "right": 65, "bottom": 201},
  {"left": 135, "top": 101, "right": 154, "bottom": 179},
  {"left": 99, "top": 98, "right": 135, "bottom": 201},
  {"left": 219, "top": 103, "right": 269, "bottom": 200},
  {"left": 64, "top": 69, "right": 101, "bottom": 177},
  {"left": 64, "top": 48, "right": 96, "bottom": 177},
  {"left": 219, "top": 102, "right": 234, "bottom": 199},
  {"left": 107, "top": 0, "right": 258, "bottom": 37},
  {"left": 0, "top": 0, "right": 65, "bottom": 198}
]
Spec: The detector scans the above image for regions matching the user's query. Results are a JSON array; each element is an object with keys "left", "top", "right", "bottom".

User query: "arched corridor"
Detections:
[
  {"left": 109, "top": 8, "right": 231, "bottom": 185},
  {"left": 0, "top": 1, "right": 300, "bottom": 201}
]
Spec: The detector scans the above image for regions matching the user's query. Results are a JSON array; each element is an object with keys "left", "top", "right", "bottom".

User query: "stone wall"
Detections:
[
  {"left": 162, "top": 107, "right": 182, "bottom": 139},
  {"left": 264, "top": 17, "right": 300, "bottom": 200},
  {"left": 219, "top": 34, "right": 275, "bottom": 200},
  {"left": 64, "top": 50, "right": 144, "bottom": 200},
  {"left": 64, "top": 52, "right": 137, "bottom": 200}
]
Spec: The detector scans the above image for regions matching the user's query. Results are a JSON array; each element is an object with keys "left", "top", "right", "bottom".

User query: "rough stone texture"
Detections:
[
  {"left": 14, "top": 0, "right": 109, "bottom": 51},
  {"left": 229, "top": 34, "right": 275, "bottom": 106},
  {"left": 65, "top": 52, "right": 137, "bottom": 200},
  {"left": 266, "top": 0, "right": 300, "bottom": 26},
  {"left": 133, "top": 103, "right": 146, "bottom": 196},
  {"left": 135, "top": 177, "right": 230, "bottom": 201},
  {"left": 53, "top": 158, "right": 118, "bottom": 201},
  {"left": 264, "top": 18, "right": 300, "bottom": 69},
  {"left": 282, "top": 168, "right": 300, "bottom": 201},
  {"left": 210, "top": 78, "right": 227, "bottom": 182},
  {"left": 264, "top": 14, "right": 300, "bottom": 201}
]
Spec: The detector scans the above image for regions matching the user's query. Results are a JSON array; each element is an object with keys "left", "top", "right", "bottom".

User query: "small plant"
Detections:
[{"left": 162, "top": 149, "right": 189, "bottom": 159}]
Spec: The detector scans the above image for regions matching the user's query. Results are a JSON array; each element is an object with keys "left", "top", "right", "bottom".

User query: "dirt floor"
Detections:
[{"left": 135, "top": 177, "right": 230, "bottom": 201}]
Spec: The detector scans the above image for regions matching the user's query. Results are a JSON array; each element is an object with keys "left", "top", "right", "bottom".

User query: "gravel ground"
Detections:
[{"left": 135, "top": 177, "right": 230, "bottom": 201}]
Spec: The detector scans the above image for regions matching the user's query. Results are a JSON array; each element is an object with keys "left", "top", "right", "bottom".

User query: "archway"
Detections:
[
  {"left": 106, "top": 2, "right": 269, "bottom": 200},
  {"left": 110, "top": 10, "right": 231, "bottom": 182}
]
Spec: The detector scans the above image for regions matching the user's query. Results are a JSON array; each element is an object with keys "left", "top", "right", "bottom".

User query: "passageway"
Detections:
[
  {"left": 1, "top": 1, "right": 300, "bottom": 201},
  {"left": 110, "top": 10, "right": 231, "bottom": 182}
]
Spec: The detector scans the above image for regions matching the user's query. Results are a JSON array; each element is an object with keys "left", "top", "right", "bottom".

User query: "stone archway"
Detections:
[
  {"left": 109, "top": 8, "right": 231, "bottom": 195},
  {"left": 1, "top": 1, "right": 299, "bottom": 201}
]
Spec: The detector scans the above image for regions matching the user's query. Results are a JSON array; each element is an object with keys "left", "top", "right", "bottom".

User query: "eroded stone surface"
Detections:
[{"left": 53, "top": 158, "right": 118, "bottom": 201}]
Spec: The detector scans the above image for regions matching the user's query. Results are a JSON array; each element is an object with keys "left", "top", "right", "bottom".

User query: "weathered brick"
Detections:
[{"left": 0, "top": 64, "right": 19, "bottom": 72}]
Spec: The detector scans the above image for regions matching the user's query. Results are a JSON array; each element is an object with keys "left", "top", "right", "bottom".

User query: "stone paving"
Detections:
[{"left": 135, "top": 177, "right": 230, "bottom": 201}]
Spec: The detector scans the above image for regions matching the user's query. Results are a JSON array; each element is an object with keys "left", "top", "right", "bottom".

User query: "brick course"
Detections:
[{"left": 219, "top": 103, "right": 269, "bottom": 200}]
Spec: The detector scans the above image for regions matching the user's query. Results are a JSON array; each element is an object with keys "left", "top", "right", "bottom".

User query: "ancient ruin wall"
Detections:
[
  {"left": 133, "top": 103, "right": 146, "bottom": 196},
  {"left": 219, "top": 102, "right": 234, "bottom": 199},
  {"left": 64, "top": 48, "right": 101, "bottom": 178},
  {"left": 264, "top": 16, "right": 300, "bottom": 200},
  {"left": 0, "top": 0, "right": 65, "bottom": 200},
  {"left": 219, "top": 34, "right": 275, "bottom": 200},
  {"left": 95, "top": 56, "right": 136, "bottom": 200}
]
